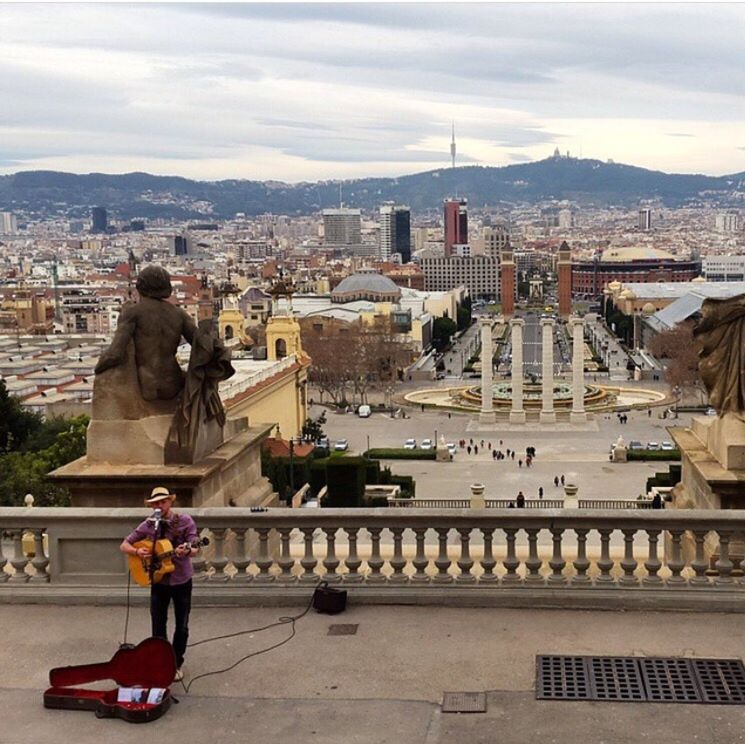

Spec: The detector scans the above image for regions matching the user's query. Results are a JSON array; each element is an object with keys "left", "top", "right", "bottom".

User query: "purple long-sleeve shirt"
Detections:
[{"left": 125, "top": 513, "right": 198, "bottom": 586}]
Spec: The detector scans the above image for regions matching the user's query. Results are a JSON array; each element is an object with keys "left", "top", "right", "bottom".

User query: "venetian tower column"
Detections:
[
  {"left": 569, "top": 316, "right": 587, "bottom": 423},
  {"left": 509, "top": 318, "right": 526, "bottom": 423},
  {"left": 540, "top": 317, "right": 556, "bottom": 423},
  {"left": 479, "top": 317, "right": 496, "bottom": 424}
]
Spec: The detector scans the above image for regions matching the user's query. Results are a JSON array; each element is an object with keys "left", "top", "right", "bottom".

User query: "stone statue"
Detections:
[
  {"left": 95, "top": 265, "right": 197, "bottom": 401},
  {"left": 693, "top": 293, "right": 745, "bottom": 416},
  {"left": 91, "top": 265, "right": 235, "bottom": 465}
]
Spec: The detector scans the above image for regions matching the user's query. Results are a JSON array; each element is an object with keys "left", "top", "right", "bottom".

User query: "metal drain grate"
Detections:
[
  {"left": 639, "top": 658, "right": 701, "bottom": 703},
  {"left": 692, "top": 659, "right": 745, "bottom": 704},
  {"left": 441, "top": 692, "right": 487, "bottom": 713},
  {"left": 536, "top": 655, "right": 591, "bottom": 700},
  {"left": 536, "top": 656, "right": 745, "bottom": 705},
  {"left": 327, "top": 623, "right": 358, "bottom": 636}
]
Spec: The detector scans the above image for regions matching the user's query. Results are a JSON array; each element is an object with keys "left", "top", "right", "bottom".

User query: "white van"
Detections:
[{"left": 358, "top": 404, "right": 371, "bottom": 418}]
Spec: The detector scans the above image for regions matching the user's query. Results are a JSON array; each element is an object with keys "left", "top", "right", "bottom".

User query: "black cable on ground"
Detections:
[{"left": 121, "top": 570, "right": 132, "bottom": 648}]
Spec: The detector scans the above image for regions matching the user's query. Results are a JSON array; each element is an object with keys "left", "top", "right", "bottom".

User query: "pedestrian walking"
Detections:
[
  {"left": 560, "top": 474, "right": 565, "bottom": 486},
  {"left": 499, "top": 440, "right": 503, "bottom": 446},
  {"left": 480, "top": 439, "right": 485, "bottom": 448},
  {"left": 516, "top": 491, "right": 525, "bottom": 508},
  {"left": 648, "top": 409, "right": 652, "bottom": 418},
  {"left": 488, "top": 442, "right": 492, "bottom": 450},
  {"left": 518, "top": 459, "right": 523, "bottom": 468},
  {"left": 474, "top": 445, "right": 479, "bottom": 455},
  {"left": 554, "top": 476, "right": 559, "bottom": 487},
  {"left": 506, "top": 448, "right": 511, "bottom": 457},
  {"left": 492, "top": 449, "right": 497, "bottom": 460},
  {"left": 467, "top": 446, "right": 472, "bottom": 455},
  {"left": 512, "top": 452, "right": 515, "bottom": 460},
  {"left": 538, "top": 486, "right": 543, "bottom": 499}
]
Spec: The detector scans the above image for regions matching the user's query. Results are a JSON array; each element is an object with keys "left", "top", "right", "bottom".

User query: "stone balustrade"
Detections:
[{"left": 2, "top": 507, "right": 745, "bottom": 611}]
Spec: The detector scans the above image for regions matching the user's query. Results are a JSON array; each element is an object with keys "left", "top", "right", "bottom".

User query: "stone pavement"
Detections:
[{"left": 4, "top": 603, "right": 745, "bottom": 743}]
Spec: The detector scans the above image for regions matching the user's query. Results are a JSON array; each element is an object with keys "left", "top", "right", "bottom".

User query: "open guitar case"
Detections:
[{"left": 43, "top": 637, "right": 177, "bottom": 723}]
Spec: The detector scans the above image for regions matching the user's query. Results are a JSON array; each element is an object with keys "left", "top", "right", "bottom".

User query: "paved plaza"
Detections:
[
  {"left": 317, "top": 399, "right": 684, "bottom": 503},
  {"left": 4, "top": 603, "right": 745, "bottom": 743}
]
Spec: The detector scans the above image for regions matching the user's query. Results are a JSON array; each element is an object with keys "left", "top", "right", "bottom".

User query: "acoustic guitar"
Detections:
[{"left": 128, "top": 537, "right": 209, "bottom": 587}]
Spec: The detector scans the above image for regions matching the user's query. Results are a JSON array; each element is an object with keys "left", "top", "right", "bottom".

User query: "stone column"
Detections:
[
  {"left": 570, "top": 316, "right": 587, "bottom": 423},
  {"left": 540, "top": 317, "right": 556, "bottom": 423},
  {"left": 509, "top": 318, "right": 526, "bottom": 423},
  {"left": 479, "top": 318, "right": 496, "bottom": 423}
]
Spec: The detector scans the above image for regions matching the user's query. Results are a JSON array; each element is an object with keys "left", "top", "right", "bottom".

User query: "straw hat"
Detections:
[{"left": 145, "top": 486, "right": 176, "bottom": 505}]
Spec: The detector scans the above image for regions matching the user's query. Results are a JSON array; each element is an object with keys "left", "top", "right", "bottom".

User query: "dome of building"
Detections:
[
  {"left": 642, "top": 302, "right": 656, "bottom": 317},
  {"left": 691, "top": 276, "right": 707, "bottom": 283},
  {"left": 331, "top": 270, "right": 401, "bottom": 304},
  {"left": 600, "top": 246, "right": 676, "bottom": 262}
]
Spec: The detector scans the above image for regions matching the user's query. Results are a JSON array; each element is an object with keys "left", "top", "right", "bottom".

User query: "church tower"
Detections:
[{"left": 266, "top": 276, "right": 303, "bottom": 361}]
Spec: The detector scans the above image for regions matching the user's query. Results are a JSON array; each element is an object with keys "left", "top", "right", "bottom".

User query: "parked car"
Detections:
[
  {"left": 646, "top": 442, "right": 661, "bottom": 450},
  {"left": 334, "top": 439, "right": 349, "bottom": 452},
  {"left": 446, "top": 442, "right": 457, "bottom": 457},
  {"left": 357, "top": 404, "right": 371, "bottom": 418},
  {"left": 317, "top": 437, "right": 330, "bottom": 449},
  {"left": 706, "top": 407, "right": 717, "bottom": 416},
  {"left": 421, "top": 439, "right": 433, "bottom": 450},
  {"left": 629, "top": 440, "right": 644, "bottom": 450},
  {"left": 660, "top": 441, "right": 675, "bottom": 451},
  {"left": 403, "top": 438, "right": 417, "bottom": 450}
]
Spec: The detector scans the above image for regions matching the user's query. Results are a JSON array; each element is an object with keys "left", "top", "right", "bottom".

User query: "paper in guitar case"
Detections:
[{"left": 43, "top": 637, "right": 176, "bottom": 723}]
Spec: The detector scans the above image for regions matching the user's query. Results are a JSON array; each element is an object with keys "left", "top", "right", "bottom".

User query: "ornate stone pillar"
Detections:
[
  {"left": 509, "top": 318, "right": 526, "bottom": 423},
  {"left": 540, "top": 317, "right": 556, "bottom": 423},
  {"left": 570, "top": 316, "right": 587, "bottom": 423},
  {"left": 479, "top": 318, "right": 496, "bottom": 423}
]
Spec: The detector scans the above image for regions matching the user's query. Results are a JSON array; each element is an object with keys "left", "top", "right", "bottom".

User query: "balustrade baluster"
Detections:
[
  {"left": 322, "top": 528, "right": 341, "bottom": 583},
  {"left": 299, "top": 528, "right": 319, "bottom": 584},
  {"left": 277, "top": 528, "right": 296, "bottom": 583},
  {"left": 596, "top": 529, "right": 615, "bottom": 584},
  {"left": 253, "top": 527, "right": 275, "bottom": 583},
  {"left": 433, "top": 527, "right": 453, "bottom": 583},
  {"left": 343, "top": 528, "right": 363, "bottom": 583},
  {"left": 367, "top": 528, "right": 386, "bottom": 583},
  {"left": 666, "top": 529, "right": 686, "bottom": 585},
  {"left": 9, "top": 530, "right": 29, "bottom": 583},
  {"left": 30, "top": 529, "right": 49, "bottom": 583},
  {"left": 547, "top": 528, "right": 566, "bottom": 584},
  {"left": 0, "top": 531, "right": 8, "bottom": 583},
  {"left": 455, "top": 528, "right": 475, "bottom": 584},
  {"left": 571, "top": 529, "right": 591, "bottom": 585},
  {"left": 191, "top": 529, "right": 209, "bottom": 581},
  {"left": 389, "top": 528, "right": 408, "bottom": 584},
  {"left": 525, "top": 528, "right": 543, "bottom": 584},
  {"left": 479, "top": 528, "right": 497, "bottom": 583},
  {"left": 209, "top": 528, "right": 229, "bottom": 582},
  {"left": 619, "top": 529, "right": 639, "bottom": 586},
  {"left": 642, "top": 529, "right": 662, "bottom": 586},
  {"left": 690, "top": 530, "right": 710, "bottom": 586},
  {"left": 715, "top": 531, "right": 734, "bottom": 586},
  {"left": 411, "top": 527, "right": 430, "bottom": 583},
  {"left": 231, "top": 527, "right": 252, "bottom": 582},
  {"left": 501, "top": 528, "right": 520, "bottom": 584}
]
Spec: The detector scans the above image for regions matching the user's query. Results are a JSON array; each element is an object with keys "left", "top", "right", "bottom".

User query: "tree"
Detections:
[
  {"left": 0, "top": 379, "right": 42, "bottom": 453},
  {"left": 432, "top": 316, "right": 457, "bottom": 351},
  {"left": 648, "top": 321, "right": 706, "bottom": 404},
  {"left": 302, "top": 411, "right": 327, "bottom": 442},
  {"left": 457, "top": 296, "right": 472, "bottom": 331}
]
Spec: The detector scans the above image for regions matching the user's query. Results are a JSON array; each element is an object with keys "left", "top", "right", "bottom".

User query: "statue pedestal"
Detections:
[{"left": 50, "top": 423, "right": 276, "bottom": 508}]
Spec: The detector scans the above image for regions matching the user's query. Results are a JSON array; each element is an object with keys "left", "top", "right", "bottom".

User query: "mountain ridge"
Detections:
[{"left": 1, "top": 157, "right": 743, "bottom": 220}]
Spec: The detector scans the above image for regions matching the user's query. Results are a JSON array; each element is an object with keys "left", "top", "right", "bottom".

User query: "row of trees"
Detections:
[
  {"left": 648, "top": 320, "right": 706, "bottom": 405},
  {"left": 0, "top": 380, "right": 88, "bottom": 506},
  {"left": 301, "top": 317, "right": 415, "bottom": 406}
]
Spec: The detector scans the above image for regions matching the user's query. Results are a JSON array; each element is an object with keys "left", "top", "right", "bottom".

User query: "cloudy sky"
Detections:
[{"left": 1, "top": 2, "right": 744, "bottom": 182}]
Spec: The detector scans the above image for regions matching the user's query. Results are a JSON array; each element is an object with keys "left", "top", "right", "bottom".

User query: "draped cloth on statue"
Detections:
[
  {"left": 166, "top": 321, "right": 236, "bottom": 463},
  {"left": 693, "top": 293, "right": 745, "bottom": 416}
]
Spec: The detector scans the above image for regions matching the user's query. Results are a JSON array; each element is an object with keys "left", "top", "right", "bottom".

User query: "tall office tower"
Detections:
[
  {"left": 557, "top": 241, "right": 573, "bottom": 318},
  {"left": 499, "top": 246, "right": 515, "bottom": 316},
  {"left": 172, "top": 234, "right": 189, "bottom": 256},
  {"left": 638, "top": 208, "right": 652, "bottom": 231},
  {"left": 323, "top": 208, "right": 361, "bottom": 245},
  {"left": 379, "top": 203, "right": 411, "bottom": 262},
  {"left": 715, "top": 212, "right": 740, "bottom": 233},
  {"left": 0, "top": 212, "right": 17, "bottom": 234},
  {"left": 558, "top": 209, "right": 574, "bottom": 229},
  {"left": 484, "top": 223, "right": 509, "bottom": 258},
  {"left": 444, "top": 197, "right": 468, "bottom": 257},
  {"left": 91, "top": 206, "right": 108, "bottom": 233}
]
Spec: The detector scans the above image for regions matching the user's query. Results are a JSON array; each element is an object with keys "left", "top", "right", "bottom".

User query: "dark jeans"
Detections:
[{"left": 151, "top": 579, "right": 192, "bottom": 667}]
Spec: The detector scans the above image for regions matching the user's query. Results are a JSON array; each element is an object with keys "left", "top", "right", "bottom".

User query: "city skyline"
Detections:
[{"left": 1, "top": 3, "right": 744, "bottom": 181}]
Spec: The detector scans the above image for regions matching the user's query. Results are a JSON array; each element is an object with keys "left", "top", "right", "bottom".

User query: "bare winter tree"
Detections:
[{"left": 648, "top": 320, "right": 706, "bottom": 405}]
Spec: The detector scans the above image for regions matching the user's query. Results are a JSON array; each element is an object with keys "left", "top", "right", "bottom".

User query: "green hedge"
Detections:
[
  {"left": 325, "top": 456, "right": 367, "bottom": 507},
  {"left": 627, "top": 449, "right": 681, "bottom": 461},
  {"left": 646, "top": 464, "right": 682, "bottom": 492},
  {"left": 365, "top": 448, "right": 437, "bottom": 460}
]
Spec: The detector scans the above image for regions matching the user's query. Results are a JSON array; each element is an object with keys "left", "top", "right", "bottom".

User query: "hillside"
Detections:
[{"left": 0, "top": 158, "right": 742, "bottom": 220}]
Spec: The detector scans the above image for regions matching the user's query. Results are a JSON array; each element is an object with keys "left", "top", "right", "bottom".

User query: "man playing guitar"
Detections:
[{"left": 120, "top": 487, "right": 200, "bottom": 681}]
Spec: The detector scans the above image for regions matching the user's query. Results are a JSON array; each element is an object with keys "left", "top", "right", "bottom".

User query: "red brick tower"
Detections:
[
  {"left": 443, "top": 197, "right": 467, "bottom": 256},
  {"left": 557, "top": 241, "right": 572, "bottom": 318},
  {"left": 500, "top": 247, "right": 515, "bottom": 316}
]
